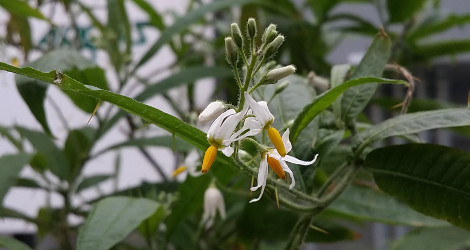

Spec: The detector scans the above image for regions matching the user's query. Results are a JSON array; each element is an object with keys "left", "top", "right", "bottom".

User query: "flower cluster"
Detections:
[{"left": 197, "top": 18, "right": 318, "bottom": 203}]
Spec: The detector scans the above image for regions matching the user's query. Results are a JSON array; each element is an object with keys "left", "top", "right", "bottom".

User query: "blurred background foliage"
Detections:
[{"left": 0, "top": 0, "right": 470, "bottom": 249}]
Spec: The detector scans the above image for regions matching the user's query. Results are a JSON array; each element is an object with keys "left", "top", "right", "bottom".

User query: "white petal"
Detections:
[
  {"left": 249, "top": 157, "right": 268, "bottom": 203},
  {"left": 279, "top": 159, "right": 295, "bottom": 189},
  {"left": 221, "top": 147, "right": 234, "bottom": 157},
  {"left": 207, "top": 109, "right": 235, "bottom": 138},
  {"left": 216, "top": 196, "right": 226, "bottom": 220},
  {"left": 199, "top": 101, "right": 225, "bottom": 123},
  {"left": 185, "top": 150, "right": 200, "bottom": 167},
  {"left": 244, "top": 92, "right": 274, "bottom": 125},
  {"left": 282, "top": 129, "right": 292, "bottom": 153},
  {"left": 284, "top": 154, "right": 318, "bottom": 165},
  {"left": 216, "top": 110, "right": 246, "bottom": 140},
  {"left": 228, "top": 117, "right": 262, "bottom": 141}
]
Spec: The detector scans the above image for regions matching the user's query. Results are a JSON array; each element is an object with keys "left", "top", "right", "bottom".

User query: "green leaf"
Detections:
[
  {"left": 8, "top": 15, "right": 32, "bottom": 55},
  {"left": 138, "top": 206, "right": 168, "bottom": 238},
  {"left": 96, "top": 135, "right": 193, "bottom": 156},
  {"left": 290, "top": 77, "right": 407, "bottom": 143},
  {"left": 326, "top": 185, "right": 448, "bottom": 227},
  {"left": 330, "top": 64, "right": 351, "bottom": 122},
  {"left": 64, "top": 128, "right": 95, "bottom": 180},
  {"left": 107, "top": 0, "right": 131, "bottom": 54},
  {"left": 0, "top": 0, "right": 48, "bottom": 20},
  {"left": 413, "top": 39, "right": 470, "bottom": 60},
  {"left": 15, "top": 50, "right": 108, "bottom": 134},
  {"left": 131, "top": 0, "right": 165, "bottom": 29},
  {"left": 340, "top": 30, "right": 391, "bottom": 121},
  {"left": 387, "top": 0, "right": 426, "bottom": 23},
  {"left": 365, "top": 143, "right": 470, "bottom": 230},
  {"left": 0, "top": 153, "right": 33, "bottom": 202},
  {"left": 16, "top": 127, "right": 69, "bottom": 180},
  {"left": 134, "top": 0, "right": 257, "bottom": 70},
  {"left": 307, "top": 0, "right": 341, "bottom": 22},
  {"left": 408, "top": 13, "right": 470, "bottom": 41},
  {"left": 352, "top": 108, "right": 470, "bottom": 154},
  {"left": 0, "top": 236, "right": 33, "bottom": 250},
  {"left": 77, "top": 197, "right": 160, "bottom": 250},
  {"left": 76, "top": 175, "right": 112, "bottom": 193},
  {"left": 391, "top": 226, "right": 470, "bottom": 250}
]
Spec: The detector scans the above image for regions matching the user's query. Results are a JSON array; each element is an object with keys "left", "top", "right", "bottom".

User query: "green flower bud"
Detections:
[
  {"left": 224, "top": 37, "right": 238, "bottom": 66},
  {"left": 231, "top": 23, "right": 244, "bottom": 48},
  {"left": 265, "top": 65, "right": 296, "bottom": 83},
  {"left": 247, "top": 18, "right": 257, "bottom": 40},
  {"left": 262, "top": 24, "right": 278, "bottom": 45},
  {"left": 263, "top": 35, "right": 284, "bottom": 59}
]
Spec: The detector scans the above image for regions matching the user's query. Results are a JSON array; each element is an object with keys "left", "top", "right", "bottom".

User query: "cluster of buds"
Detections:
[{"left": 197, "top": 18, "right": 318, "bottom": 203}]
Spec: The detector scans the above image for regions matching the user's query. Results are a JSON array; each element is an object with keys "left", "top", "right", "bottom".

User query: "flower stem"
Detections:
[{"left": 285, "top": 214, "right": 314, "bottom": 250}]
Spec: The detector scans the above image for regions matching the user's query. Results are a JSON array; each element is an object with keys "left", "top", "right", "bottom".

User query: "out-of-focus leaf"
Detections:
[
  {"left": 0, "top": 153, "right": 33, "bottom": 202},
  {"left": 37, "top": 208, "right": 61, "bottom": 238},
  {"left": 413, "top": 40, "right": 470, "bottom": 60},
  {"left": 329, "top": 14, "right": 378, "bottom": 36},
  {"left": 391, "top": 226, "right": 470, "bottom": 250},
  {"left": 77, "top": 197, "right": 160, "bottom": 250},
  {"left": 76, "top": 175, "right": 112, "bottom": 193},
  {"left": 0, "top": 236, "right": 33, "bottom": 250},
  {"left": 16, "top": 127, "right": 69, "bottom": 180},
  {"left": 387, "top": 0, "right": 426, "bottom": 23},
  {"left": 8, "top": 15, "right": 32, "bottom": 55},
  {"left": 131, "top": 0, "right": 165, "bottom": 29},
  {"left": 326, "top": 185, "right": 448, "bottom": 227},
  {"left": 0, "top": 0, "right": 48, "bottom": 20},
  {"left": 134, "top": 0, "right": 257, "bottom": 70},
  {"left": 97, "top": 135, "right": 193, "bottom": 155},
  {"left": 107, "top": 0, "right": 131, "bottom": 54},
  {"left": 290, "top": 77, "right": 407, "bottom": 143},
  {"left": 366, "top": 144, "right": 470, "bottom": 230},
  {"left": 340, "top": 30, "right": 391, "bottom": 122},
  {"left": 352, "top": 108, "right": 470, "bottom": 154},
  {"left": 307, "top": 0, "right": 341, "bottom": 22},
  {"left": 64, "top": 128, "right": 95, "bottom": 180},
  {"left": 15, "top": 178, "right": 42, "bottom": 189},
  {"left": 138, "top": 205, "right": 168, "bottom": 238},
  {"left": 408, "top": 13, "right": 470, "bottom": 41}
]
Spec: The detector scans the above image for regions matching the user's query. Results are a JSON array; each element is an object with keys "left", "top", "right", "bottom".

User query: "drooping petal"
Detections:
[
  {"left": 249, "top": 156, "right": 268, "bottom": 203},
  {"left": 229, "top": 117, "right": 263, "bottom": 141},
  {"left": 216, "top": 195, "right": 226, "bottom": 220},
  {"left": 215, "top": 105, "right": 249, "bottom": 141},
  {"left": 282, "top": 129, "right": 292, "bottom": 153},
  {"left": 284, "top": 154, "right": 319, "bottom": 165},
  {"left": 279, "top": 159, "right": 295, "bottom": 189}
]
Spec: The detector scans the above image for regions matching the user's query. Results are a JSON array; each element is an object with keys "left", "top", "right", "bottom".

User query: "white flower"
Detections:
[
  {"left": 250, "top": 129, "right": 319, "bottom": 203},
  {"left": 202, "top": 186, "right": 226, "bottom": 229},
  {"left": 241, "top": 92, "right": 288, "bottom": 156},
  {"left": 198, "top": 101, "right": 226, "bottom": 123},
  {"left": 172, "top": 150, "right": 202, "bottom": 178},
  {"left": 202, "top": 106, "right": 248, "bottom": 173}
]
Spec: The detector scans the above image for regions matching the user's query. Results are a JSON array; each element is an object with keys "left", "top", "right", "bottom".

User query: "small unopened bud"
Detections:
[
  {"left": 224, "top": 37, "right": 238, "bottom": 66},
  {"left": 262, "top": 24, "right": 278, "bottom": 45},
  {"left": 247, "top": 18, "right": 257, "bottom": 40},
  {"left": 263, "top": 35, "right": 284, "bottom": 59},
  {"left": 231, "top": 23, "right": 244, "bottom": 48},
  {"left": 199, "top": 101, "right": 226, "bottom": 123},
  {"left": 266, "top": 65, "right": 296, "bottom": 83}
]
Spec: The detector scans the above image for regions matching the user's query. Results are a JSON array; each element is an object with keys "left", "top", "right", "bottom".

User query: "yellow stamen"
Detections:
[
  {"left": 201, "top": 145, "right": 217, "bottom": 173},
  {"left": 267, "top": 126, "right": 286, "bottom": 156},
  {"left": 267, "top": 155, "right": 285, "bottom": 179},
  {"left": 11, "top": 58, "right": 19, "bottom": 67},
  {"left": 172, "top": 166, "right": 187, "bottom": 177},
  {"left": 275, "top": 187, "right": 279, "bottom": 209}
]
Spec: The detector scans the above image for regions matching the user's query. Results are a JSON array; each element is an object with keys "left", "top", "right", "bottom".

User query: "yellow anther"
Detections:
[
  {"left": 267, "top": 126, "right": 286, "bottom": 157},
  {"left": 267, "top": 155, "right": 285, "bottom": 179},
  {"left": 172, "top": 166, "right": 187, "bottom": 177},
  {"left": 11, "top": 58, "right": 19, "bottom": 67},
  {"left": 201, "top": 145, "right": 218, "bottom": 173}
]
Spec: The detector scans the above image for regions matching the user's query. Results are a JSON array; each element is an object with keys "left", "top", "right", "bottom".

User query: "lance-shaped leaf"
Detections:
[
  {"left": 387, "top": 0, "right": 427, "bottom": 23},
  {"left": 77, "top": 197, "right": 160, "bottom": 250},
  {"left": 0, "top": 236, "right": 33, "bottom": 250},
  {"left": 352, "top": 108, "right": 470, "bottom": 154},
  {"left": 0, "top": 153, "right": 33, "bottom": 202},
  {"left": 290, "top": 77, "right": 407, "bottom": 143},
  {"left": 365, "top": 143, "right": 470, "bottom": 230},
  {"left": 340, "top": 29, "right": 390, "bottom": 122},
  {"left": 0, "top": 0, "right": 48, "bottom": 20},
  {"left": 391, "top": 226, "right": 470, "bottom": 250}
]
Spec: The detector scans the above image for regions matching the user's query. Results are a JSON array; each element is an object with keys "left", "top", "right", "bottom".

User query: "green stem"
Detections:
[{"left": 285, "top": 214, "right": 314, "bottom": 250}]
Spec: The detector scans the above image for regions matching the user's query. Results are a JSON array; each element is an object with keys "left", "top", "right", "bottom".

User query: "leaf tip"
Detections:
[{"left": 378, "top": 27, "right": 389, "bottom": 40}]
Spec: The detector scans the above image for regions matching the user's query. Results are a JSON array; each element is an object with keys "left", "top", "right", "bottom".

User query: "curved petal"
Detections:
[
  {"left": 282, "top": 129, "right": 292, "bottom": 153},
  {"left": 207, "top": 109, "right": 235, "bottom": 138},
  {"left": 244, "top": 92, "right": 274, "bottom": 125},
  {"left": 279, "top": 159, "right": 295, "bottom": 189},
  {"left": 284, "top": 154, "right": 319, "bottom": 165},
  {"left": 216, "top": 196, "right": 226, "bottom": 220},
  {"left": 222, "top": 146, "right": 234, "bottom": 157},
  {"left": 249, "top": 157, "right": 268, "bottom": 203},
  {"left": 228, "top": 117, "right": 262, "bottom": 141},
  {"left": 185, "top": 150, "right": 200, "bottom": 167}
]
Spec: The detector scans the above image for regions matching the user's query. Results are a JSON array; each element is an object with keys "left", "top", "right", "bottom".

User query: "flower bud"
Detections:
[
  {"left": 199, "top": 101, "right": 226, "bottom": 123},
  {"left": 261, "top": 24, "right": 278, "bottom": 45},
  {"left": 231, "top": 23, "right": 244, "bottom": 49},
  {"left": 263, "top": 35, "right": 284, "bottom": 59},
  {"left": 266, "top": 65, "right": 296, "bottom": 83},
  {"left": 246, "top": 18, "right": 257, "bottom": 40},
  {"left": 224, "top": 37, "right": 238, "bottom": 66}
]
